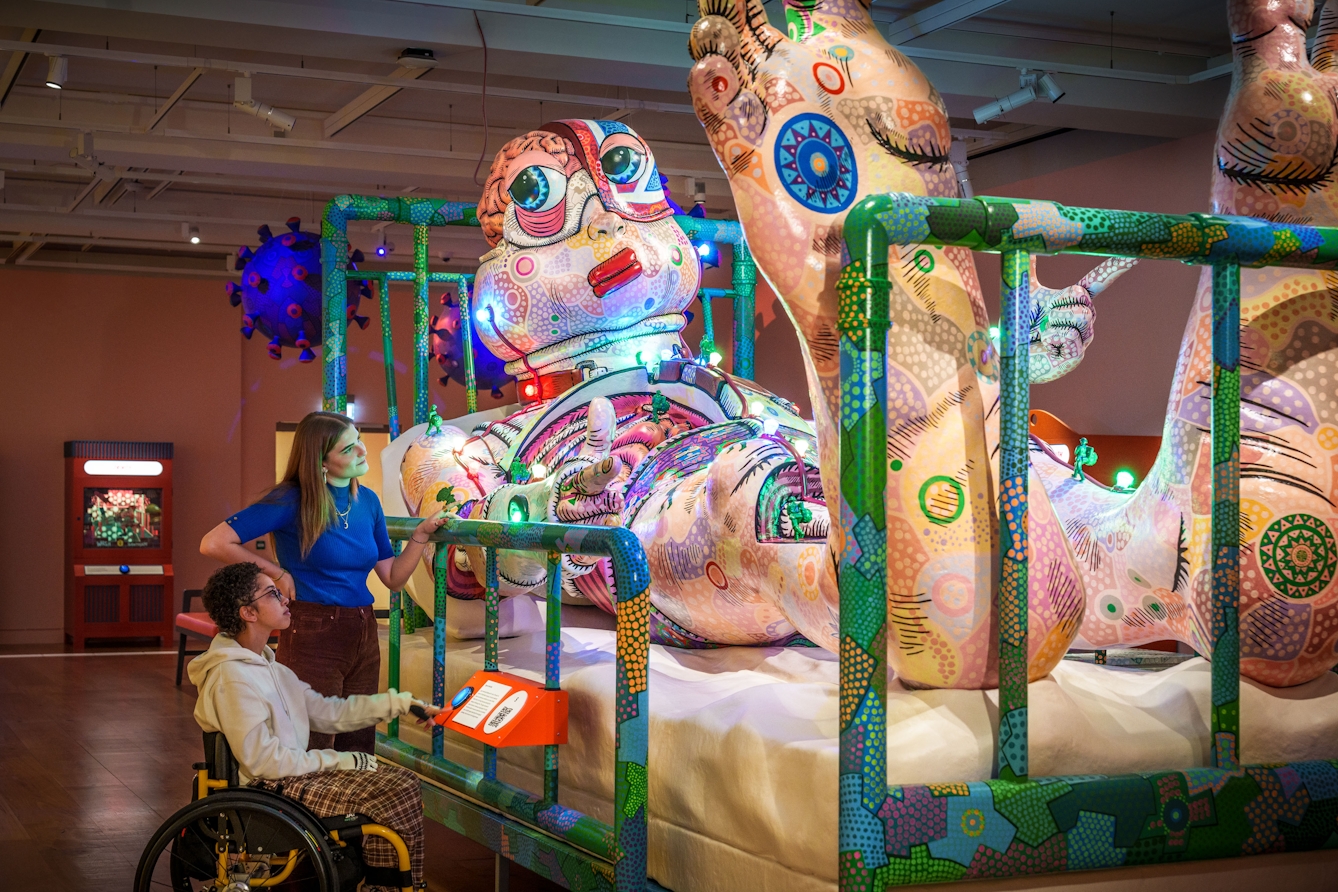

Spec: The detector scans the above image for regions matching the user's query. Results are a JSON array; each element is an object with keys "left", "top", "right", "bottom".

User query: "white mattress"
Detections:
[{"left": 376, "top": 603, "right": 1338, "bottom": 892}]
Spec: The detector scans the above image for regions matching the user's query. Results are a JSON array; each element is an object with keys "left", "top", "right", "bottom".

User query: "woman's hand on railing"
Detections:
[{"left": 411, "top": 509, "right": 452, "bottom": 545}]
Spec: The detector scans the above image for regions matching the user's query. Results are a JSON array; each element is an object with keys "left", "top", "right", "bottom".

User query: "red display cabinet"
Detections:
[{"left": 64, "top": 441, "right": 174, "bottom": 648}]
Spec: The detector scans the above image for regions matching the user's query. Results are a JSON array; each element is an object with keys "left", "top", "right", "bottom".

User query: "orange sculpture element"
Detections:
[{"left": 431, "top": 671, "right": 568, "bottom": 748}]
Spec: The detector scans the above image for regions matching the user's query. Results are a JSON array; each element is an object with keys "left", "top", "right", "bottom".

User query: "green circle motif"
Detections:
[
  {"left": 1260, "top": 513, "right": 1338, "bottom": 599},
  {"left": 961, "top": 808, "right": 985, "bottom": 837},
  {"left": 918, "top": 475, "right": 965, "bottom": 525},
  {"left": 912, "top": 249, "right": 935, "bottom": 273}
]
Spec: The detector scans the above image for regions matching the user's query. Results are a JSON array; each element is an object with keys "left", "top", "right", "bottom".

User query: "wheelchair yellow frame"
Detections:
[{"left": 194, "top": 757, "right": 413, "bottom": 891}]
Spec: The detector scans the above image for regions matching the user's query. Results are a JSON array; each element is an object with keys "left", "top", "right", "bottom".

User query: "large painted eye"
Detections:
[
  {"left": 508, "top": 166, "right": 566, "bottom": 212},
  {"left": 600, "top": 145, "right": 644, "bottom": 184}
]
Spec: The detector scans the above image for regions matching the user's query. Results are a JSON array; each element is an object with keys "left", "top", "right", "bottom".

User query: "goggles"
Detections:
[{"left": 502, "top": 120, "right": 674, "bottom": 244}]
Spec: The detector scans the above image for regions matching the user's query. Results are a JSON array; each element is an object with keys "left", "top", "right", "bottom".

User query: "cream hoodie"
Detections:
[{"left": 188, "top": 634, "right": 419, "bottom": 783}]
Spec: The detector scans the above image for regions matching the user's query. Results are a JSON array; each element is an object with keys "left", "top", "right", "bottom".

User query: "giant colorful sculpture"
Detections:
[
  {"left": 676, "top": 0, "right": 1338, "bottom": 688},
  {"left": 396, "top": 0, "right": 1338, "bottom": 689},
  {"left": 395, "top": 110, "right": 1129, "bottom": 660}
]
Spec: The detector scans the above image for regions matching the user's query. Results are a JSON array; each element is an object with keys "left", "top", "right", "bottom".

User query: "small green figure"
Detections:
[
  {"left": 1072, "top": 437, "right": 1098, "bottom": 482},
  {"left": 509, "top": 459, "right": 531, "bottom": 485},
  {"left": 786, "top": 496, "right": 814, "bottom": 540},
  {"left": 426, "top": 404, "right": 444, "bottom": 436},
  {"left": 650, "top": 391, "right": 671, "bottom": 423},
  {"left": 435, "top": 486, "right": 459, "bottom": 511}
]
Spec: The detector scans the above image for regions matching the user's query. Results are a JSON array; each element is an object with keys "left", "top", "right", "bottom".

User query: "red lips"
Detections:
[{"left": 588, "top": 247, "right": 642, "bottom": 298}]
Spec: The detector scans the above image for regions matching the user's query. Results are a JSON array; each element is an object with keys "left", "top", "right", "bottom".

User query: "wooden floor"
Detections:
[{"left": 0, "top": 645, "right": 562, "bottom": 891}]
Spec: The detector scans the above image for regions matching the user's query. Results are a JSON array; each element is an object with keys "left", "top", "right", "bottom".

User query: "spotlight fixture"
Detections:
[
  {"left": 376, "top": 231, "right": 395, "bottom": 257},
  {"left": 397, "top": 47, "right": 438, "bottom": 69},
  {"left": 183, "top": 223, "right": 201, "bottom": 244},
  {"left": 45, "top": 55, "right": 67, "bottom": 89},
  {"left": 972, "top": 70, "right": 1064, "bottom": 124},
  {"left": 233, "top": 76, "right": 297, "bottom": 133},
  {"left": 1036, "top": 72, "right": 1065, "bottom": 103}
]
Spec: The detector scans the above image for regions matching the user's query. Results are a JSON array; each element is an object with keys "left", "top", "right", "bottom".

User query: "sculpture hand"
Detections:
[{"left": 1028, "top": 257, "right": 1136, "bottom": 383}]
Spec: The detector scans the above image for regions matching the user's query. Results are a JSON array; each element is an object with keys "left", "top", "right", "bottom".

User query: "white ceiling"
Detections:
[{"left": 0, "top": 0, "right": 1236, "bottom": 276}]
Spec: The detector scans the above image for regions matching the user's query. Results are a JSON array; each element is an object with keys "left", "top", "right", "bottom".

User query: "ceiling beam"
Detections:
[
  {"left": 883, "top": 0, "right": 1013, "bottom": 45},
  {"left": 0, "top": 28, "right": 38, "bottom": 108},
  {"left": 323, "top": 66, "right": 429, "bottom": 139},
  {"left": 145, "top": 67, "right": 205, "bottom": 132},
  {"left": 65, "top": 178, "right": 98, "bottom": 212},
  {"left": 13, "top": 237, "right": 45, "bottom": 263},
  {"left": 143, "top": 172, "right": 180, "bottom": 201},
  {"left": 0, "top": 116, "right": 730, "bottom": 181},
  {"left": 0, "top": 39, "right": 695, "bottom": 115}
]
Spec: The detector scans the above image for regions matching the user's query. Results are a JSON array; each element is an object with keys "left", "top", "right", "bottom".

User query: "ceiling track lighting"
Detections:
[
  {"left": 972, "top": 70, "right": 1064, "bottom": 124},
  {"left": 376, "top": 230, "right": 395, "bottom": 257},
  {"left": 233, "top": 75, "right": 297, "bottom": 134},
  {"left": 45, "top": 55, "right": 67, "bottom": 89},
  {"left": 182, "top": 223, "right": 201, "bottom": 244}
]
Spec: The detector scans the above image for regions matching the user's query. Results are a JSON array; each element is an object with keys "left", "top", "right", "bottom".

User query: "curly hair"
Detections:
[
  {"left": 202, "top": 562, "right": 264, "bottom": 638},
  {"left": 478, "top": 130, "right": 577, "bottom": 247}
]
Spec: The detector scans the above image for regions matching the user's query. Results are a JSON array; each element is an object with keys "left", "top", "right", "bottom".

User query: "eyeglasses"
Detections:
[{"left": 244, "top": 586, "right": 289, "bottom": 608}]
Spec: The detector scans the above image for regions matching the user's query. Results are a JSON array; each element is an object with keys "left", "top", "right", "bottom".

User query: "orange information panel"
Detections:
[{"left": 432, "top": 671, "right": 568, "bottom": 748}]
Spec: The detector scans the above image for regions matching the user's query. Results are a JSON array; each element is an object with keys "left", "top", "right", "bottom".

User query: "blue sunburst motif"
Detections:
[{"left": 774, "top": 113, "right": 858, "bottom": 213}]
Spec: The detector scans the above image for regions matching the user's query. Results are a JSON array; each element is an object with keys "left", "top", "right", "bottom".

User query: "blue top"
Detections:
[{"left": 227, "top": 484, "right": 394, "bottom": 607}]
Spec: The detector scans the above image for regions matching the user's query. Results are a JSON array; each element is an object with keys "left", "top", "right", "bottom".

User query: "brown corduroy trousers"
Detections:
[{"left": 276, "top": 600, "right": 381, "bottom": 753}]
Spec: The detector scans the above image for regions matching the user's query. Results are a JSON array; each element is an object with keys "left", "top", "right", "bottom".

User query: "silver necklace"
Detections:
[{"left": 334, "top": 497, "right": 352, "bottom": 529}]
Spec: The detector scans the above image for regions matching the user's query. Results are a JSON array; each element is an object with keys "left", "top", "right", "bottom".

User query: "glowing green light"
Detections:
[
  {"left": 988, "top": 325, "right": 1000, "bottom": 341},
  {"left": 507, "top": 495, "right": 529, "bottom": 524},
  {"left": 1115, "top": 470, "right": 1136, "bottom": 490},
  {"left": 709, "top": 351, "right": 723, "bottom": 366}
]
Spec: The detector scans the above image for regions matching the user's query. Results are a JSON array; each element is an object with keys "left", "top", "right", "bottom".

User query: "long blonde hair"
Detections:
[{"left": 266, "top": 411, "right": 359, "bottom": 558}]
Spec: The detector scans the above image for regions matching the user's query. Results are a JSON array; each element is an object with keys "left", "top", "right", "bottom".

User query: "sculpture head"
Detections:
[{"left": 474, "top": 121, "right": 700, "bottom": 381}]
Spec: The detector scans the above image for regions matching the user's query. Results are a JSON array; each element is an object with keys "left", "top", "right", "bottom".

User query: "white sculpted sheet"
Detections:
[{"left": 378, "top": 609, "right": 1338, "bottom": 892}]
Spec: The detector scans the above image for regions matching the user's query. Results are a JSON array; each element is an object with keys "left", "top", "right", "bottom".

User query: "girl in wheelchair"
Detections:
[{"left": 189, "top": 562, "right": 439, "bottom": 889}]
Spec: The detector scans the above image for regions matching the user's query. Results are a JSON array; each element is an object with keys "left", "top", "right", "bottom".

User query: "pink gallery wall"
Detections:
[
  {"left": 974, "top": 130, "right": 1218, "bottom": 435},
  {"left": 3, "top": 268, "right": 241, "bottom": 644}
]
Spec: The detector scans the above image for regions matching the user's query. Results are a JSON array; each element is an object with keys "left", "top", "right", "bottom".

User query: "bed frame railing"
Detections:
[
  {"left": 378, "top": 515, "right": 657, "bottom": 891},
  {"left": 836, "top": 193, "right": 1338, "bottom": 888},
  {"left": 319, "top": 195, "right": 757, "bottom": 422}
]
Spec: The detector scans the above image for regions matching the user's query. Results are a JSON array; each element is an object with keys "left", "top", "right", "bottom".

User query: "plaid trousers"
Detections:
[{"left": 252, "top": 763, "right": 424, "bottom": 889}]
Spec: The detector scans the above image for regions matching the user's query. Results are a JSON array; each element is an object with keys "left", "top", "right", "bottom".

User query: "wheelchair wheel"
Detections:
[{"left": 135, "top": 790, "right": 346, "bottom": 891}]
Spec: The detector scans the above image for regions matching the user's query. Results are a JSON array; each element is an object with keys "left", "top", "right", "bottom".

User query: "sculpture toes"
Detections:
[{"left": 694, "top": 0, "right": 783, "bottom": 67}]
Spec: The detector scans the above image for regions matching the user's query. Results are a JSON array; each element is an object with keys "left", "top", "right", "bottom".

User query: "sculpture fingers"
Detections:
[
  {"left": 1077, "top": 256, "right": 1138, "bottom": 297},
  {"left": 567, "top": 456, "right": 624, "bottom": 498},
  {"left": 578, "top": 397, "right": 616, "bottom": 461}
]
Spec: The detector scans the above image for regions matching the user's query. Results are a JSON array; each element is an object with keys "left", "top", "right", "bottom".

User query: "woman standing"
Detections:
[{"left": 201, "top": 411, "right": 446, "bottom": 754}]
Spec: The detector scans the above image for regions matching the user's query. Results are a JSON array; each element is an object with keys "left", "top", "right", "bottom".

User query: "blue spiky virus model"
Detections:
[
  {"left": 226, "top": 217, "right": 369, "bottom": 362},
  {"left": 430, "top": 285, "right": 514, "bottom": 399}
]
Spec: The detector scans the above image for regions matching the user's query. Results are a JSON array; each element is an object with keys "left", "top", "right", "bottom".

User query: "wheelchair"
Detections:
[{"left": 134, "top": 731, "right": 413, "bottom": 891}]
